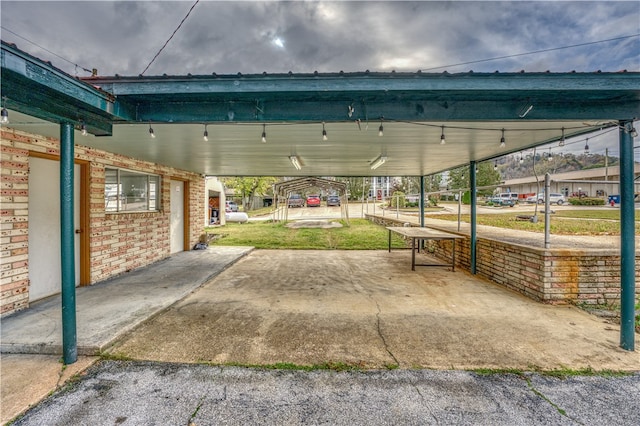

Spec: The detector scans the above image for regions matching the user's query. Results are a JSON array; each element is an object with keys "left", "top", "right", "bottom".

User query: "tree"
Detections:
[
  {"left": 446, "top": 162, "right": 501, "bottom": 203},
  {"left": 223, "top": 177, "right": 277, "bottom": 211},
  {"left": 336, "top": 177, "right": 368, "bottom": 200}
]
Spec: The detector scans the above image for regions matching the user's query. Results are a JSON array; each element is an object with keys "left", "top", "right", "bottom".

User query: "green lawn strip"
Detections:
[
  {"left": 471, "top": 366, "right": 632, "bottom": 378},
  {"left": 206, "top": 219, "right": 407, "bottom": 250},
  {"left": 552, "top": 209, "right": 622, "bottom": 220},
  {"left": 216, "top": 361, "right": 364, "bottom": 372}
]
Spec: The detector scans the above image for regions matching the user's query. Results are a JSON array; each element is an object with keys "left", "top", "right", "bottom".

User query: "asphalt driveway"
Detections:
[{"left": 13, "top": 361, "right": 640, "bottom": 426}]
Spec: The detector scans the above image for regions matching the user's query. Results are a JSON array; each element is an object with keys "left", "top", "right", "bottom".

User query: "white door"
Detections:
[
  {"left": 170, "top": 180, "right": 184, "bottom": 253},
  {"left": 28, "top": 157, "right": 80, "bottom": 301}
]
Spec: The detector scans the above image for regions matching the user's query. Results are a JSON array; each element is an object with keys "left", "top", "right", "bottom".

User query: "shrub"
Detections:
[
  {"left": 389, "top": 191, "right": 406, "bottom": 208},
  {"left": 568, "top": 197, "right": 605, "bottom": 206}
]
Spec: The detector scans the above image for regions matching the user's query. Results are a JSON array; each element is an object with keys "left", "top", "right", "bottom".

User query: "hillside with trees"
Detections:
[{"left": 496, "top": 152, "right": 618, "bottom": 180}]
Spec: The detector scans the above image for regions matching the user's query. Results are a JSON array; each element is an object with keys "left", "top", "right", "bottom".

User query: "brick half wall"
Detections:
[{"left": 367, "top": 214, "right": 639, "bottom": 305}]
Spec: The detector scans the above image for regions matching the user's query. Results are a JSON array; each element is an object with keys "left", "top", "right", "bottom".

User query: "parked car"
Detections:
[
  {"left": 225, "top": 200, "right": 239, "bottom": 212},
  {"left": 306, "top": 194, "right": 321, "bottom": 207},
  {"left": 490, "top": 197, "right": 515, "bottom": 207},
  {"left": 497, "top": 193, "right": 519, "bottom": 202},
  {"left": 326, "top": 195, "right": 341, "bottom": 206},
  {"left": 287, "top": 194, "right": 305, "bottom": 208},
  {"left": 526, "top": 193, "right": 566, "bottom": 205}
]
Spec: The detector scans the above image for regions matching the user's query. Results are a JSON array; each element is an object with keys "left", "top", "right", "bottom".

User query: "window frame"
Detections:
[{"left": 104, "top": 167, "right": 161, "bottom": 213}]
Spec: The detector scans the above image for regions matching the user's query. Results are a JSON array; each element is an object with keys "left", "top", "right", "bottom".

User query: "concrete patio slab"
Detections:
[
  {"left": 112, "top": 250, "right": 639, "bottom": 371},
  {"left": 0, "top": 247, "right": 252, "bottom": 355}
]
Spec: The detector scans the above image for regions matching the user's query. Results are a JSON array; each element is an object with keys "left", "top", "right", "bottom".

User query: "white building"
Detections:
[{"left": 500, "top": 165, "right": 640, "bottom": 199}]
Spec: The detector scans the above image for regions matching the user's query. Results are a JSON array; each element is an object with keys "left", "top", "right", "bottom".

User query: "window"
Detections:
[{"left": 105, "top": 168, "right": 160, "bottom": 212}]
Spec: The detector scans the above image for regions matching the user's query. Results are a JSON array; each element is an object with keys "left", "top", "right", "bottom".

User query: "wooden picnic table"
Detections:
[{"left": 387, "top": 226, "right": 465, "bottom": 271}]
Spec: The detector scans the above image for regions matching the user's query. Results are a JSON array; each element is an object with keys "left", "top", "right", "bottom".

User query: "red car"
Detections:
[{"left": 306, "top": 195, "right": 321, "bottom": 207}]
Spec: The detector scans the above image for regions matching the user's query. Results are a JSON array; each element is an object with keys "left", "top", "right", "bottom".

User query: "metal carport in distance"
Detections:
[
  {"left": 273, "top": 177, "right": 349, "bottom": 222},
  {"left": 1, "top": 39, "right": 638, "bottom": 360}
]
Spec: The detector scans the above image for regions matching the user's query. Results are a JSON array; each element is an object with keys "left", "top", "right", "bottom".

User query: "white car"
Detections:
[{"left": 526, "top": 193, "right": 565, "bottom": 205}]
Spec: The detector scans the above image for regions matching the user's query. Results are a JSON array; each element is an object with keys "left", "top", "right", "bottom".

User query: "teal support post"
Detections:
[
  {"left": 619, "top": 120, "right": 635, "bottom": 351},
  {"left": 469, "top": 161, "right": 477, "bottom": 274},
  {"left": 60, "top": 122, "right": 77, "bottom": 364},
  {"left": 419, "top": 176, "right": 425, "bottom": 228}
]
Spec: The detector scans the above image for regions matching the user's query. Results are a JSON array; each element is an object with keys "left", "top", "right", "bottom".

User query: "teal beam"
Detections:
[
  {"left": 469, "top": 161, "right": 477, "bottom": 274},
  {"left": 95, "top": 72, "right": 640, "bottom": 96},
  {"left": 1, "top": 41, "right": 134, "bottom": 131},
  {"left": 133, "top": 98, "right": 639, "bottom": 123},
  {"left": 1, "top": 42, "right": 121, "bottom": 114},
  {"left": 619, "top": 120, "right": 636, "bottom": 351},
  {"left": 94, "top": 72, "right": 640, "bottom": 122},
  {"left": 60, "top": 122, "right": 77, "bottom": 364}
]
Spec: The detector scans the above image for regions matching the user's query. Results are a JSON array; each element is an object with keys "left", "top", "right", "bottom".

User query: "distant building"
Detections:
[
  {"left": 499, "top": 165, "right": 640, "bottom": 198},
  {"left": 368, "top": 176, "right": 399, "bottom": 200}
]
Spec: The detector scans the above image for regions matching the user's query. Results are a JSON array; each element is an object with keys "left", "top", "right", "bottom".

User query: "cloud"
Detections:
[{"left": 1, "top": 1, "right": 638, "bottom": 76}]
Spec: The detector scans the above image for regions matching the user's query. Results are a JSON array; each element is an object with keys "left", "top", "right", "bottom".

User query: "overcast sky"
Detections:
[
  {"left": 1, "top": 1, "right": 638, "bottom": 157},
  {"left": 1, "top": 1, "right": 638, "bottom": 77}
]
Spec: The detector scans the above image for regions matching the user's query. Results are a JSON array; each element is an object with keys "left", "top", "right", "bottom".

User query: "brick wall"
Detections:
[
  {"left": 1, "top": 128, "right": 205, "bottom": 316},
  {"left": 367, "top": 214, "right": 639, "bottom": 305}
]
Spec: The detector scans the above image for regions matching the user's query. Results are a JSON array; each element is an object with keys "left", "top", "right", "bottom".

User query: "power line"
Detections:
[
  {"left": 420, "top": 33, "right": 640, "bottom": 72},
  {"left": 140, "top": 0, "right": 200, "bottom": 76},
  {"left": 1, "top": 26, "right": 94, "bottom": 75}
]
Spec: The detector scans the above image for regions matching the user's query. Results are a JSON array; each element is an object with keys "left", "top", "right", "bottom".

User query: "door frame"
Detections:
[
  {"left": 30, "top": 152, "right": 90, "bottom": 286},
  {"left": 169, "top": 177, "right": 190, "bottom": 252}
]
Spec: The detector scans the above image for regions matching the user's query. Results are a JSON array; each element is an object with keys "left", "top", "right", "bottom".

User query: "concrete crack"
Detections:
[
  {"left": 525, "top": 377, "right": 583, "bottom": 425},
  {"left": 374, "top": 299, "right": 400, "bottom": 367},
  {"left": 55, "top": 363, "right": 67, "bottom": 389}
]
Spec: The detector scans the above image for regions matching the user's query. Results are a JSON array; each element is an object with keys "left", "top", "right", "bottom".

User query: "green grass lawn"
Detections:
[
  {"left": 552, "top": 209, "right": 622, "bottom": 220},
  {"left": 429, "top": 211, "right": 639, "bottom": 235},
  {"left": 206, "top": 219, "right": 407, "bottom": 249}
]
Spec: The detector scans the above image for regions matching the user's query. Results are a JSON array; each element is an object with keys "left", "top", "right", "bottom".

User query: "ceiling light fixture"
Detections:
[
  {"left": 203, "top": 124, "right": 209, "bottom": 141},
  {"left": 261, "top": 124, "right": 267, "bottom": 143},
  {"left": 547, "top": 149, "right": 553, "bottom": 161},
  {"left": 322, "top": 122, "right": 328, "bottom": 141},
  {"left": 623, "top": 122, "right": 638, "bottom": 137},
  {"left": 440, "top": 125, "right": 446, "bottom": 145},
  {"left": 289, "top": 155, "right": 302, "bottom": 170},
  {"left": 378, "top": 119, "right": 384, "bottom": 137},
  {"left": 80, "top": 122, "right": 88, "bottom": 136},
  {"left": 149, "top": 123, "right": 155, "bottom": 138},
  {"left": 0, "top": 97, "right": 7, "bottom": 124},
  {"left": 558, "top": 127, "right": 565, "bottom": 146},
  {"left": 493, "top": 160, "right": 498, "bottom": 171},
  {"left": 584, "top": 138, "right": 590, "bottom": 154},
  {"left": 370, "top": 154, "right": 387, "bottom": 170},
  {"left": 519, "top": 152, "right": 524, "bottom": 164},
  {"left": 499, "top": 128, "right": 506, "bottom": 148}
]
